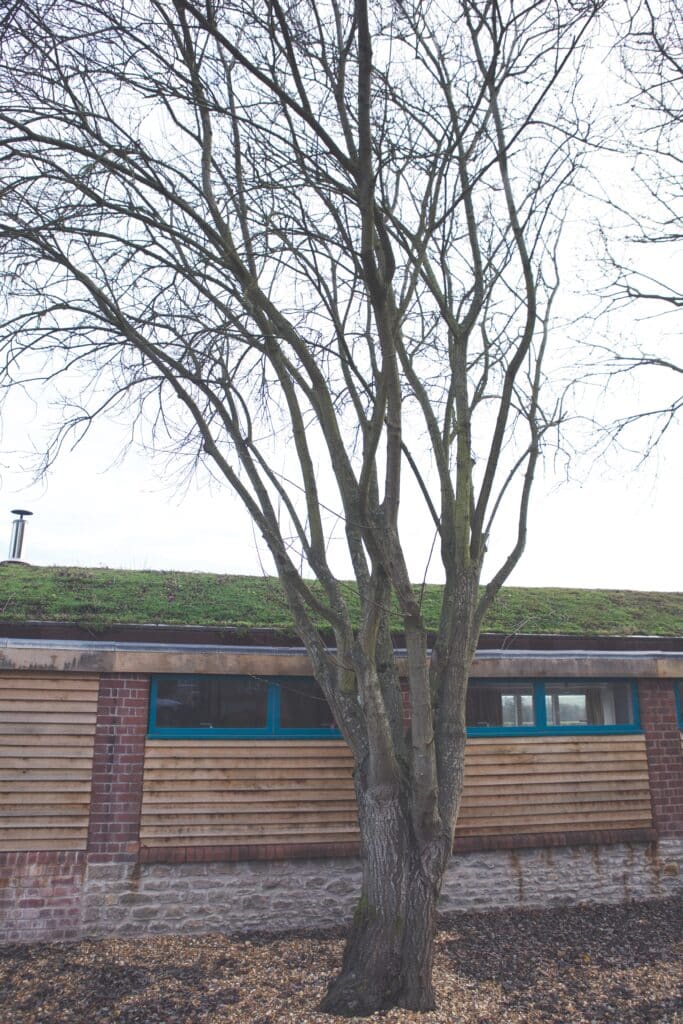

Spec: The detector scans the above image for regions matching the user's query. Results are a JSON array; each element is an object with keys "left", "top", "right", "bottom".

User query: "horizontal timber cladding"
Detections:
[
  {"left": 140, "top": 733, "right": 653, "bottom": 851},
  {"left": 141, "top": 740, "right": 358, "bottom": 848},
  {"left": 0, "top": 672, "right": 99, "bottom": 852},
  {"left": 458, "top": 735, "right": 652, "bottom": 836}
]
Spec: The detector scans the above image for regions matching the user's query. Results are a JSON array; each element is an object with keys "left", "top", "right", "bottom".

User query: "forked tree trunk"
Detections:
[{"left": 319, "top": 786, "right": 453, "bottom": 1016}]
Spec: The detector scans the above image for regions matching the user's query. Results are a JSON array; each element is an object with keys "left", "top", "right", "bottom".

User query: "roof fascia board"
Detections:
[{"left": 1, "top": 638, "right": 682, "bottom": 678}]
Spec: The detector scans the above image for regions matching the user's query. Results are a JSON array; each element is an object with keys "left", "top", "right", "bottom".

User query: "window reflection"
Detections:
[
  {"left": 153, "top": 675, "right": 338, "bottom": 734},
  {"left": 545, "top": 682, "right": 633, "bottom": 726},
  {"left": 280, "top": 678, "right": 337, "bottom": 730},
  {"left": 466, "top": 685, "right": 534, "bottom": 728},
  {"left": 156, "top": 676, "right": 268, "bottom": 729}
]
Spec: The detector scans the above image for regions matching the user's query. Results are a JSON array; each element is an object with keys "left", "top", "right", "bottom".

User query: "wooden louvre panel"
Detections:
[
  {"left": 142, "top": 740, "right": 359, "bottom": 847},
  {"left": 0, "top": 672, "right": 99, "bottom": 852},
  {"left": 141, "top": 733, "right": 652, "bottom": 849},
  {"left": 458, "top": 734, "right": 652, "bottom": 836}
]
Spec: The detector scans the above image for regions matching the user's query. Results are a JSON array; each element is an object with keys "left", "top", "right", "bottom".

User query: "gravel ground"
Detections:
[{"left": 1, "top": 897, "right": 682, "bottom": 1024}]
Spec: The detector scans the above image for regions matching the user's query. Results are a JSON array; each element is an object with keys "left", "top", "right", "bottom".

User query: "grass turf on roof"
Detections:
[{"left": 0, "top": 564, "right": 681, "bottom": 637}]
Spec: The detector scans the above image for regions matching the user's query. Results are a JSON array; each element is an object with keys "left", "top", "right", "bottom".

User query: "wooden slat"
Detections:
[
  {"left": 466, "top": 737, "right": 646, "bottom": 751},
  {"left": 0, "top": 783, "right": 92, "bottom": 797},
  {"left": 142, "top": 792, "right": 356, "bottom": 807},
  {"left": 0, "top": 756, "right": 95, "bottom": 769},
  {"left": 464, "top": 776, "right": 650, "bottom": 792},
  {"left": 0, "top": 823, "right": 90, "bottom": 836},
  {"left": 143, "top": 779, "right": 356, "bottom": 794},
  {"left": 465, "top": 771, "right": 650, "bottom": 787},
  {"left": 143, "top": 770, "right": 356, "bottom": 782},
  {"left": 0, "top": 724, "right": 99, "bottom": 737},
  {"left": 144, "top": 739, "right": 349, "bottom": 751},
  {"left": 0, "top": 734, "right": 98, "bottom": 747},
  {"left": 142, "top": 832, "right": 358, "bottom": 849},
  {"left": 0, "top": 688, "right": 99, "bottom": 701},
  {"left": 0, "top": 677, "right": 98, "bottom": 693},
  {"left": 1, "top": 812, "right": 91, "bottom": 825},
  {"left": 0, "top": 744, "right": 96, "bottom": 757},
  {"left": 459, "top": 762, "right": 647, "bottom": 779},
  {"left": 0, "top": 802, "right": 91, "bottom": 815},
  {"left": 0, "top": 770, "right": 94, "bottom": 782},
  {"left": 0, "top": 699, "right": 97, "bottom": 714},
  {"left": 0, "top": 671, "right": 99, "bottom": 852},
  {"left": 0, "top": 838, "right": 85, "bottom": 852},
  {"left": 456, "top": 820, "right": 650, "bottom": 837},
  {"left": 144, "top": 755, "right": 352, "bottom": 770},
  {"left": 464, "top": 751, "right": 647, "bottom": 763},
  {"left": 142, "top": 821, "right": 360, "bottom": 839},
  {"left": 460, "top": 794, "right": 651, "bottom": 813},
  {"left": 0, "top": 712, "right": 96, "bottom": 726},
  {"left": 143, "top": 809, "right": 359, "bottom": 827},
  {"left": 461, "top": 799, "right": 652, "bottom": 820}
]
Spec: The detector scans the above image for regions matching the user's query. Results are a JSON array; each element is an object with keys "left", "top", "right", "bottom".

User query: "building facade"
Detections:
[{"left": 1, "top": 629, "right": 682, "bottom": 943}]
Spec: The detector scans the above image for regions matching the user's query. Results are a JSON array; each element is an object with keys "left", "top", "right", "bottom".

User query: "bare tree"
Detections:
[
  {"left": 0, "top": 0, "right": 599, "bottom": 1014},
  {"left": 597, "top": 0, "right": 683, "bottom": 449}
]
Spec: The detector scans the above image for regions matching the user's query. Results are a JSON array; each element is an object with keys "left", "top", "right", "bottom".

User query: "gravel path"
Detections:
[{"left": 1, "top": 897, "right": 682, "bottom": 1024}]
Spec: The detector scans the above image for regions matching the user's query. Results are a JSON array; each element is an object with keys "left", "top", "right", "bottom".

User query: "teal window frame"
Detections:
[
  {"left": 466, "top": 679, "right": 641, "bottom": 736},
  {"left": 149, "top": 674, "right": 341, "bottom": 740},
  {"left": 149, "top": 675, "right": 641, "bottom": 740},
  {"left": 675, "top": 680, "right": 683, "bottom": 729}
]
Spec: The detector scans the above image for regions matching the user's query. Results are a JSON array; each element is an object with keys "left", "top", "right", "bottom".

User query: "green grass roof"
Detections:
[{"left": 0, "top": 564, "right": 681, "bottom": 636}]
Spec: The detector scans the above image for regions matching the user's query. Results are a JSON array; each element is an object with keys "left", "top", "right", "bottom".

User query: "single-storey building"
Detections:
[{"left": 1, "top": 567, "right": 682, "bottom": 943}]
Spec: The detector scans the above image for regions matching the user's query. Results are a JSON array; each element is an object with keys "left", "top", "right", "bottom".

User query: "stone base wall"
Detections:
[
  {"left": 2, "top": 839, "right": 677, "bottom": 943},
  {"left": 439, "top": 838, "right": 683, "bottom": 912}
]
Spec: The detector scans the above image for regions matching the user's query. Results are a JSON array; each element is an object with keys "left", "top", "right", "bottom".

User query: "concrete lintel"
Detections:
[
  {"left": 470, "top": 655, "right": 670, "bottom": 678},
  {"left": 0, "top": 638, "right": 682, "bottom": 678},
  {"left": 0, "top": 643, "right": 312, "bottom": 677}
]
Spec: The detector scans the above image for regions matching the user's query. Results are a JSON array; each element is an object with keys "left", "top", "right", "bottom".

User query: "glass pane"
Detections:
[
  {"left": 466, "top": 685, "right": 534, "bottom": 728},
  {"left": 545, "top": 682, "right": 633, "bottom": 726},
  {"left": 155, "top": 676, "right": 269, "bottom": 729},
  {"left": 279, "top": 678, "right": 337, "bottom": 730}
]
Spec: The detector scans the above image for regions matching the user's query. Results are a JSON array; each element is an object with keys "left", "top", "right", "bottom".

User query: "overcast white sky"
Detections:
[{"left": 1, "top": 394, "right": 680, "bottom": 592}]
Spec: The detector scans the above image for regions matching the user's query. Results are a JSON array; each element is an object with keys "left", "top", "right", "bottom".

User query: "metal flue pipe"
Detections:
[{"left": 8, "top": 509, "right": 32, "bottom": 561}]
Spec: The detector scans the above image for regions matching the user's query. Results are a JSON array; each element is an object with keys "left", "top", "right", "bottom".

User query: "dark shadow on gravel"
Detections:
[
  {"left": 0, "top": 942, "right": 243, "bottom": 1024},
  {"left": 440, "top": 898, "right": 683, "bottom": 979},
  {"left": 440, "top": 897, "right": 683, "bottom": 1024}
]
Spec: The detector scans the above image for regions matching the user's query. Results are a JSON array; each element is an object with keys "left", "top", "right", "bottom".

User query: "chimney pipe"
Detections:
[{"left": 8, "top": 509, "right": 33, "bottom": 562}]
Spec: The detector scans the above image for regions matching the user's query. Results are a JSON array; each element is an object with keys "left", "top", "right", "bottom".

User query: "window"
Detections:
[
  {"left": 545, "top": 682, "right": 634, "bottom": 727},
  {"left": 466, "top": 679, "right": 639, "bottom": 735},
  {"left": 155, "top": 676, "right": 268, "bottom": 730},
  {"left": 150, "top": 674, "right": 340, "bottom": 738},
  {"left": 466, "top": 684, "right": 535, "bottom": 728},
  {"left": 279, "top": 677, "right": 337, "bottom": 730},
  {"left": 676, "top": 681, "right": 683, "bottom": 729}
]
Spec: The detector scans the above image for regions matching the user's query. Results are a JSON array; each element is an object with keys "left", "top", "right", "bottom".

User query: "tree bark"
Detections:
[{"left": 319, "top": 786, "right": 452, "bottom": 1016}]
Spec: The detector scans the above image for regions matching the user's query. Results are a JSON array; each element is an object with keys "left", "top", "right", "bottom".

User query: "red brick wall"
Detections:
[
  {"left": 87, "top": 674, "right": 150, "bottom": 862},
  {"left": 0, "top": 851, "right": 85, "bottom": 942},
  {"left": 638, "top": 680, "right": 683, "bottom": 838}
]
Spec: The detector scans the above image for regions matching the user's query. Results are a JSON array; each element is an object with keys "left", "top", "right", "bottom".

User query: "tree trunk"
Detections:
[{"left": 319, "top": 787, "right": 451, "bottom": 1016}]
